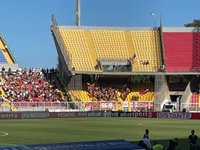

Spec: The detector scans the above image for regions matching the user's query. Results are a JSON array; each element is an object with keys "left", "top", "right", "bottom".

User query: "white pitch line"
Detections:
[{"left": 0, "top": 132, "right": 8, "bottom": 137}]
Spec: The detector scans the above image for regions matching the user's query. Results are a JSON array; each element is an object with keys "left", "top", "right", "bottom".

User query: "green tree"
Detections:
[{"left": 185, "top": 19, "right": 200, "bottom": 27}]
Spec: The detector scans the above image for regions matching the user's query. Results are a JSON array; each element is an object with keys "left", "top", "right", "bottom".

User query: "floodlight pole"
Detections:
[{"left": 76, "top": 0, "right": 81, "bottom": 26}]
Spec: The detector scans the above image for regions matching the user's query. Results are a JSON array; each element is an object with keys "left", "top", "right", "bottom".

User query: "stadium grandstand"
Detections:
[
  {"left": 0, "top": 31, "right": 70, "bottom": 112},
  {"left": 0, "top": 33, "right": 20, "bottom": 111},
  {"left": 0, "top": 33, "right": 67, "bottom": 112},
  {"left": 0, "top": 3, "right": 199, "bottom": 113},
  {"left": 51, "top": 14, "right": 200, "bottom": 113}
]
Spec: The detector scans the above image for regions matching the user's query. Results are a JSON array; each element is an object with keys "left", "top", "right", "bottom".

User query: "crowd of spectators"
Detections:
[
  {"left": 86, "top": 82, "right": 131, "bottom": 101},
  {"left": 85, "top": 80, "right": 153, "bottom": 102},
  {"left": 0, "top": 68, "right": 64, "bottom": 103}
]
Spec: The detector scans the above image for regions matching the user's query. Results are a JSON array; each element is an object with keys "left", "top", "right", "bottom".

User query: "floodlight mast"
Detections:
[{"left": 76, "top": 0, "right": 81, "bottom": 26}]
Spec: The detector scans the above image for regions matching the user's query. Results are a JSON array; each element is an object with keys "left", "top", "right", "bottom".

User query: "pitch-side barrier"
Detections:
[{"left": 0, "top": 111, "right": 200, "bottom": 119}]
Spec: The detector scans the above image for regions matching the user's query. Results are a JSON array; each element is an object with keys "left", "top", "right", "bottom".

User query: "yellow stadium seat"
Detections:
[
  {"left": 58, "top": 28, "right": 162, "bottom": 73},
  {"left": 130, "top": 29, "right": 162, "bottom": 72},
  {"left": 90, "top": 30, "right": 129, "bottom": 60},
  {"left": 59, "top": 29, "right": 98, "bottom": 72},
  {"left": 68, "top": 90, "right": 92, "bottom": 102}
]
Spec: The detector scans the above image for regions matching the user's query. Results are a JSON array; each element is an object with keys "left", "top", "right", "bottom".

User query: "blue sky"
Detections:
[{"left": 0, "top": 0, "right": 199, "bottom": 68}]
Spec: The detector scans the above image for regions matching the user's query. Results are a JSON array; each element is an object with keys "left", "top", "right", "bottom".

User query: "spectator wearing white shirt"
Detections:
[{"left": 143, "top": 137, "right": 152, "bottom": 150}]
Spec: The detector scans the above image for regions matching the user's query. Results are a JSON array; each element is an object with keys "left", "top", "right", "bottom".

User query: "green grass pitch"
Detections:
[{"left": 0, "top": 117, "right": 199, "bottom": 149}]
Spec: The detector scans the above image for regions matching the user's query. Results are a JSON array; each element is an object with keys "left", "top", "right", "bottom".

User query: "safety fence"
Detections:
[
  {"left": 0, "top": 101, "right": 154, "bottom": 112},
  {"left": 0, "top": 101, "right": 200, "bottom": 112}
]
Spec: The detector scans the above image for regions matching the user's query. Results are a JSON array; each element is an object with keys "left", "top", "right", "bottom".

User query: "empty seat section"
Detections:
[
  {"left": 90, "top": 30, "right": 129, "bottom": 60},
  {"left": 68, "top": 90, "right": 92, "bottom": 102},
  {"left": 59, "top": 29, "right": 96, "bottom": 71},
  {"left": 125, "top": 84, "right": 154, "bottom": 101},
  {"left": 84, "top": 31, "right": 99, "bottom": 70},
  {"left": 130, "top": 30, "right": 162, "bottom": 72},
  {"left": 163, "top": 32, "right": 193, "bottom": 72},
  {"left": 192, "top": 33, "right": 200, "bottom": 71}
]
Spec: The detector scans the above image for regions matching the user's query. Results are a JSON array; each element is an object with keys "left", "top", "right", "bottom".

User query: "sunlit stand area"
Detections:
[
  {"left": 48, "top": 15, "right": 200, "bottom": 114},
  {"left": 0, "top": 17, "right": 199, "bottom": 114}
]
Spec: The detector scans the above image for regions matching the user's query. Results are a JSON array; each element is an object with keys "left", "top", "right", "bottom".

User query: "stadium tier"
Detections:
[
  {"left": 0, "top": 68, "right": 66, "bottom": 111},
  {"left": 163, "top": 32, "right": 193, "bottom": 72},
  {"left": 50, "top": 18, "right": 200, "bottom": 112},
  {"left": 52, "top": 19, "right": 200, "bottom": 74},
  {"left": 59, "top": 29, "right": 97, "bottom": 72},
  {"left": 130, "top": 30, "right": 162, "bottom": 72},
  {"left": 67, "top": 82, "right": 154, "bottom": 104},
  {"left": 90, "top": 30, "right": 129, "bottom": 60},
  {"left": 53, "top": 26, "right": 162, "bottom": 73}
]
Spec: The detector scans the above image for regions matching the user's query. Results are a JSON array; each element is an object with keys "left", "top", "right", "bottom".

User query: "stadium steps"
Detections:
[
  {"left": 84, "top": 31, "right": 99, "bottom": 70},
  {"left": 0, "top": 41, "right": 13, "bottom": 64},
  {"left": 124, "top": 32, "right": 139, "bottom": 72}
]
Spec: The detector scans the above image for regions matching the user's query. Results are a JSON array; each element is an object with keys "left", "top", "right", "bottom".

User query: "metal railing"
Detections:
[
  {"left": 166, "top": 67, "right": 200, "bottom": 72},
  {"left": 14, "top": 102, "right": 67, "bottom": 112},
  {"left": 181, "top": 103, "right": 200, "bottom": 112},
  {"left": 0, "top": 101, "right": 200, "bottom": 112},
  {"left": 51, "top": 15, "right": 72, "bottom": 70},
  {"left": 0, "top": 101, "right": 153, "bottom": 112}
]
